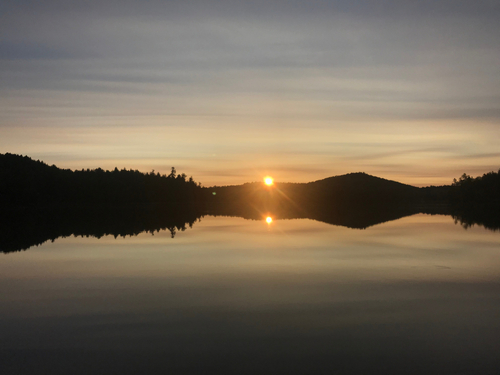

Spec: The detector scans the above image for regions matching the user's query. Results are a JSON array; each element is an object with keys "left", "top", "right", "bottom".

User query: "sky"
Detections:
[{"left": 1, "top": 0, "right": 499, "bottom": 186}]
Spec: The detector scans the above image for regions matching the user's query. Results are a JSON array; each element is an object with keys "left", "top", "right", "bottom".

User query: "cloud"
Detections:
[{"left": 0, "top": 0, "right": 499, "bottom": 185}]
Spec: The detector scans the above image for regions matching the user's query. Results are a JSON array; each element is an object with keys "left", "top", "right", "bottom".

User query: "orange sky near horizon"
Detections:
[{"left": 1, "top": 116, "right": 498, "bottom": 187}]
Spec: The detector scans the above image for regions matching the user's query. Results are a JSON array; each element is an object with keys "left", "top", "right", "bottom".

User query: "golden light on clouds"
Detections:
[
  {"left": 1, "top": 1, "right": 498, "bottom": 188},
  {"left": 264, "top": 177, "right": 274, "bottom": 186}
]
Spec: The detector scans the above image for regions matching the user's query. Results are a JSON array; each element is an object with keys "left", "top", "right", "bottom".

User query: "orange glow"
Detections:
[
  {"left": 264, "top": 177, "right": 274, "bottom": 186},
  {"left": 266, "top": 216, "right": 273, "bottom": 224}
]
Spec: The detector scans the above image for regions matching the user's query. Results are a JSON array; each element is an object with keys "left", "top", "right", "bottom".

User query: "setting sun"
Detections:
[
  {"left": 266, "top": 216, "right": 273, "bottom": 224},
  {"left": 264, "top": 177, "right": 274, "bottom": 186}
]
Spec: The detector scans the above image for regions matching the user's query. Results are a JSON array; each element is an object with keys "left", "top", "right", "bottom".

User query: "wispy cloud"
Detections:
[{"left": 0, "top": 0, "right": 499, "bottom": 185}]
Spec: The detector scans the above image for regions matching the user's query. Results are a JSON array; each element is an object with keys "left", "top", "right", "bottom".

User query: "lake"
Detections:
[{"left": 1, "top": 213, "right": 499, "bottom": 374}]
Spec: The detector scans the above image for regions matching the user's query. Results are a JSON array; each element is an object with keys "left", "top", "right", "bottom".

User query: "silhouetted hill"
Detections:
[
  {"left": 449, "top": 171, "right": 500, "bottom": 209},
  {"left": 0, "top": 153, "right": 202, "bottom": 208},
  {"left": 305, "top": 172, "right": 420, "bottom": 206},
  {"left": 205, "top": 172, "right": 421, "bottom": 217},
  {"left": 5, "top": 153, "right": 497, "bottom": 213},
  {"left": 314, "top": 172, "right": 414, "bottom": 188}
]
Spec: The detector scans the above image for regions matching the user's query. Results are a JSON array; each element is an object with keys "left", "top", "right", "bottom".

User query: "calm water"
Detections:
[{"left": 1, "top": 214, "right": 500, "bottom": 374}]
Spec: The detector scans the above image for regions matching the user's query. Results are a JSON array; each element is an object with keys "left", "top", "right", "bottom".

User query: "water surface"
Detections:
[{"left": 1, "top": 214, "right": 499, "bottom": 374}]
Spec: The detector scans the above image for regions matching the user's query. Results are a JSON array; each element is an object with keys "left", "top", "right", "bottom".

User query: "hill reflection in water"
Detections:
[
  {"left": 1, "top": 203, "right": 498, "bottom": 253},
  {"left": 0, "top": 205, "right": 200, "bottom": 253}
]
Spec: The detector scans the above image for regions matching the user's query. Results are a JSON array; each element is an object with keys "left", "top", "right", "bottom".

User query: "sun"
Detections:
[
  {"left": 266, "top": 216, "right": 273, "bottom": 224},
  {"left": 264, "top": 176, "right": 274, "bottom": 186}
]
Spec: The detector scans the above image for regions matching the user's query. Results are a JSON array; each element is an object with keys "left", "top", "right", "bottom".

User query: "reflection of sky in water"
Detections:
[{"left": 1, "top": 214, "right": 499, "bottom": 374}]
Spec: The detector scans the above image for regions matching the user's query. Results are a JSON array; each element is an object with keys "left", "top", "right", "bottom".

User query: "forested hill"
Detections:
[
  {"left": 2, "top": 153, "right": 498, "bottom": 212},
  {"left": 206, "top": 170, "right": 500, "bottom": 225},
  {"left": 207, "top": 172, "right": 421, "bottom": 212},
  {"left": 312, "top": 172, "right": 416, "bottom": 190},
  {"left": 307, "top": 172, "right": 420, "bottom": 204},
  {"left": 0, "top": 153, "right": 202, "bottom": 207}
]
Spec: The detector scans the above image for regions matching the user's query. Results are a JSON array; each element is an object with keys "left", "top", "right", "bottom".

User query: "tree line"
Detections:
[
  {"left": 449, "top": 170, "right": 500, "bottom": 209},
  {"left": 1, "top": 152, "right": 498, "bottom": 212},
  {"left": 0, "top": 153, "right": 203, "bottom": 207}
]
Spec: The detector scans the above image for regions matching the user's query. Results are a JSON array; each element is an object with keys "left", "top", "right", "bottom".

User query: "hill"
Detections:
[
  {"left": 0, "top": 153, "right": 202, "bottom": 208},
  {"left": 306, "top": 172, "right": 420, "bottom": 206},
  {"left": 206, "top": 172, "right": 421, "bottom": 216},
  {"left": 2, "top": 152, "right": 498, "bottom": 215}
]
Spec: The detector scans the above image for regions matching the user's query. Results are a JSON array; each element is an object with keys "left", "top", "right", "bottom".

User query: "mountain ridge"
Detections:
[{"left": 1, "top": 153, "right": 498, "bottom": 213}]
